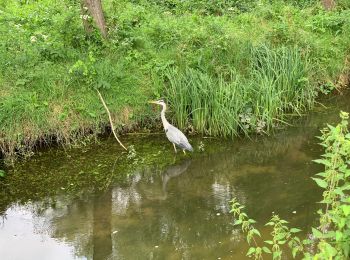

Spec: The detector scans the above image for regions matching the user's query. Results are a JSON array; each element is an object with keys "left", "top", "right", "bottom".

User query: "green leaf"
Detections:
[
  {"left": 248, "top": 219, "right": 257, "bottom": 224},
  {"left": 336, "top": 231, "right": 343, "bottom": 241},
  {"left": 292, "top": 247, "right": 299, "bottom": 258},
  {"left": 252, "top": 229, "right": 261, "bottom": 237},
  {"left": 315, "top": 172, "right": 327, "bottom": 177},
  {"left": 311, "top": 177, "right": 328, "bottom": 188},
  {"left": 322, "top": 231, "right": 336, "bottom": 239},
  {"left": 293, "top": 236, "right": 301, "bottom": 243},
  {"left": 246, "top": 247, "right": 256, "bottom": 256},
  {"left": 275, "top": 233, "right": 287, "bottom": 240},
  {"left": 0, "top": 170, "right": 5, "bottom": 178},
  {"left": 290, "top": 228, "right": 302, "bottom": 233},
  {"left": 312, "top": 228, "right": 323, "bottom": 238},
  {"left": 273, "top": 251, "right": 282, "bottom": 259},
  {"left": 262, "top": 246, "right": 271, "bottom": 254},
  {"left": 15, "top": 78, "right": 28, "bottom": 86},
  {"left": 342, "top": 205, "right": 350, "bottom": 216},
  {"left": 302, "top": 239, "right": 312, "bottom": 245},
  {"left": 234, "top": 219, "right": 242, "bottom": 225},
  {"left": 313, "top": 159, "right": 331, "bottom": 166},
  {"left": 59, "top": 112, "right": 67, "bottom": 121},
  {"left": 334, "top": 188, "right": 345, "bottom": 196},
  {"left": 344, "top": 170, "right": 350, "bottom": 178},
  {"left": 264, "top": 240, "right": 273, "bottom": 245},
  {"left": 323, "top": 242, "right": 338, "bottom": 257},
  {"left": 88, "top": 112, "right": 96, "bottom": 118}
]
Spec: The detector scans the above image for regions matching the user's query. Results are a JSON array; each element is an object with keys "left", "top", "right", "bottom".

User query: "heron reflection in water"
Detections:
[
  {"left": 129, "top": 160, "right": 192, "bottom": 202},
  {"left": 161, "top": 159, "right": 192, "bottom": 199}
]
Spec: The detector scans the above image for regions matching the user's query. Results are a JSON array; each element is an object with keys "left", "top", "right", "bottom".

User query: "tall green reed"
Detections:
[
  {"left": 165, "top": 67, "right": 248, "bottom": 137},
  {"left": 251, "top": 45, "right": 315, "bottom": 130},
  {"left": 164, "top": 45, "right": 315, "bottom": 136}
]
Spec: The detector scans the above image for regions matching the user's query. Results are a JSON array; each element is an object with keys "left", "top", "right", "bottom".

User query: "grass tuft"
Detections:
[{"left": 165, "top": 45, "right": 315, "bottom": 136}]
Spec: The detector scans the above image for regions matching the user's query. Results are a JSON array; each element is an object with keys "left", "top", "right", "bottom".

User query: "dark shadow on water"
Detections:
[{"left": 93, "top": 190, "right": 112, "bottom": 260}]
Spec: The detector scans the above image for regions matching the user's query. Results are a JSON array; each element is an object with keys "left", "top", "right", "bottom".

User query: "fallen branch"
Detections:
[{"left": 97, "top": 89, "right": 128, "bottom": 151}]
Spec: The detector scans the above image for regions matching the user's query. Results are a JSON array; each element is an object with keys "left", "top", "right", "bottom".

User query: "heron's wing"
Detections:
[{"left": 166, "top": 125, "right": 193, "bottom": 151}]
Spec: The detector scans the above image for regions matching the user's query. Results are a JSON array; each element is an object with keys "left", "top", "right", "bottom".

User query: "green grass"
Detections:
[
  {"left": 0, "top": 0, "right": 349, "bottom": 159},
  {"left": 164, "top": 45, "right": 315, "bottom": 137}
]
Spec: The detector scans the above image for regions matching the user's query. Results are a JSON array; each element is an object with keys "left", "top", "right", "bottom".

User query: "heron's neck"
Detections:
[{"left": 160, "top": 104, "right": 170, "bottom": 129}]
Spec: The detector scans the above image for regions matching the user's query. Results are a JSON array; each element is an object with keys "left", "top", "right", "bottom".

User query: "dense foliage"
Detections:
[
  {"left": 231, "top": 111, "right": 350, "bottom": 259},
  {"left": 0, "top": 0, "right": 349, "bottom": 158}
]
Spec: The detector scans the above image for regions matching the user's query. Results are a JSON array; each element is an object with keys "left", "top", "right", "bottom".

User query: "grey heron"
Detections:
[{"left": 149, "top": 99, "right": 193, "bottom": 154}]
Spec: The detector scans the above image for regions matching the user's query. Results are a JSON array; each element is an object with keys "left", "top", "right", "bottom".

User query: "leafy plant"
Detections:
[
  {"left": 198, "top": 141, "right": 205, "bottom": 152},
  {"left": 230, "top": 111, "right": 350, "bottom": 259},
  {"left": 319, "top": 82, "right": 336, "bottom": 95},
  {"left": 310, "top": 111, "right": 350, "bottom": 258},
  {"left": 69, "top": 51, "right": 97, "bottom": 88},
  {"left": 231, "top": 198, "right": 303, "bottom": 259}
]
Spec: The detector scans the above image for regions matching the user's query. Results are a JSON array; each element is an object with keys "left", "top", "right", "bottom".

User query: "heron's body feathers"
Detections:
[
  {"left": 165, "top": 124, "right": 193, "bottom": 152},
  {"left": 150, "top": 99, "right": 193, "bottom": 153}
]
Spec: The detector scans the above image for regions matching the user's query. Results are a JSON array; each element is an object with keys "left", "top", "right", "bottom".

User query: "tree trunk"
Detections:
[
  {"left": 81, "top": 0, "right": 107, "bottom": 38},
  {"left": 322, "top": 0, "right": 336, "bottom": 10}
]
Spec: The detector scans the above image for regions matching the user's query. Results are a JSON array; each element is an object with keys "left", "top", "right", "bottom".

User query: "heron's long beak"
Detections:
[{"left": 148, "top": 101, "right": 158, "bottom": 104}]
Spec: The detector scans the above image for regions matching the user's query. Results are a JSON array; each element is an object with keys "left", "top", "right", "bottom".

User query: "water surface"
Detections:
[{"left": 1, "top": 92, "right": 350, "bottom": 260}]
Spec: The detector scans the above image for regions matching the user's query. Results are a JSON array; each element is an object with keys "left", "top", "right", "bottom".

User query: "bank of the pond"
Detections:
[
  {"left": 1, "top": 1, "right": 350, "bottom": 159},
  {"left": 1, "top": 89, "right": 350, "bottom": 259}
]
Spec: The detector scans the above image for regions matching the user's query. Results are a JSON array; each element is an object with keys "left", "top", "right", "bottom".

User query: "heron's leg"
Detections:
[
  {"left": 183, "top": 150, "right": 186, "bottom": 155},
  {"left": 173, "top": 143, "right": 177, "bottom": 153}
]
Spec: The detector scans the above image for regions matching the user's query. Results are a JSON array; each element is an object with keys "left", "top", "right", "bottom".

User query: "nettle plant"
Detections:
[
  {"left": 69, "top": 51, "right": 97, "bottom": 87},
  {"left": 231, "top": 111, "right": 350, "bottom": 259},
  {"left": 68, "top": 52, "right": 112, "bottom": 91}
]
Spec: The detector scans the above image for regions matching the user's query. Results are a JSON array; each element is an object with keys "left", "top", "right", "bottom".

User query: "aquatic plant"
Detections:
[
  {"left": 198, "top": 141, "right": 205, "bottom": 152},
  {"left": 230, "top": 111, "right": 350, "bottom": 259},
  {"left": 231, "top": 198, "right": 303, "bottom": 259},
  {"left": 126, "top": 145, "right": 137, "bottom": 160},
  {"left": 165, "top": 45, "right": 314, "bottom": 136}
]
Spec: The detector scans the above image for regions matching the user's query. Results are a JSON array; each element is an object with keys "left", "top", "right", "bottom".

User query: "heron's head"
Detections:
[{"left": 148, "top": 99, "right": 166, "bottom": 106}]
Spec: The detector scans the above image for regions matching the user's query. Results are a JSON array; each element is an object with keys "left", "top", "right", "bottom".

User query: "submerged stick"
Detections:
[{"left": 97, "top": 89, "right": 128, "bottom": 151}]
